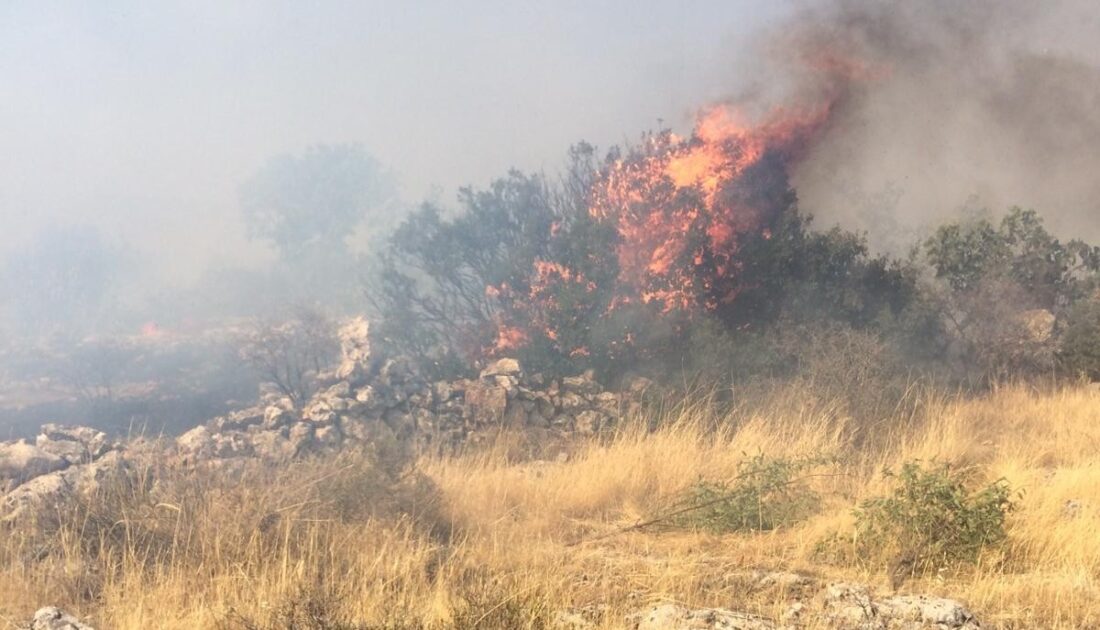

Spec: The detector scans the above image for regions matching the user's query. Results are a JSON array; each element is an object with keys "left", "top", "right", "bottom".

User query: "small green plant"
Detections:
[
  {"left": 852, "top": 461, "right": 1015, "bottom": 572},
  {"left": 667, "top": 455, "right": 824, "bottom": 533}
]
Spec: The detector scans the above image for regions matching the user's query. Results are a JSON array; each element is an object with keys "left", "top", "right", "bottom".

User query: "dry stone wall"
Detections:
[{"left": 175, "top": 317, "right": 653, "bottom": 464}]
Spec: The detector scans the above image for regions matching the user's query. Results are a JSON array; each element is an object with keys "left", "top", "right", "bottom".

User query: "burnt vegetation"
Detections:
[{"left": 369, "top": 132, "right": 1100, "bottom": 392}]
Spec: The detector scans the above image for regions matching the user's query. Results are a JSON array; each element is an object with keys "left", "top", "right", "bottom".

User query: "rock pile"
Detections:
[
  {"left": 176, "top": 317, "right": 649, "bottom": 463},
  {"left": 0, "top": 425, "right": 124, "bottom": 524}
]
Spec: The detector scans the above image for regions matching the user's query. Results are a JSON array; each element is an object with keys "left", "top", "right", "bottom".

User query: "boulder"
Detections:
[
  {"left": 37, "top": 425, "right": 111, "bottom": 462},
  {"left": 176, "top": 426, "right": 214, "bottom": 459},
  {"left": 2, "top": 451, "right": 127, "bottom": 525},
  {"left": 464, "top": 381, "right": 509, "bottom": 422},
  {"left": 630, "top": 604, "right": 775, "bottom": 630},
  {"left": 30, "top": 607, "right": 95, "bottom": 630},
  {"left": 0, "top": 442, "right": 68, "bottom": 488}
]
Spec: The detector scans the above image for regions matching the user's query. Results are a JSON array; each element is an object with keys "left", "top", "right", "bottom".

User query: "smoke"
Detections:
[{"left": 738, "top": 0, "right": 1100, "bottom": 252}]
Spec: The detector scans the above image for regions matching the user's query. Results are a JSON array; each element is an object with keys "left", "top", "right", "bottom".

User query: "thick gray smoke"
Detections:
[{"left": 750, "top": 0, "right": 1100, "bottom": 252}]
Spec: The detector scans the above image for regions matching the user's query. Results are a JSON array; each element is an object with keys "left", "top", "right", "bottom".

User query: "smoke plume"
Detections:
[{"left": 737, "top": 0, "right": 1100, "bottom": 252}]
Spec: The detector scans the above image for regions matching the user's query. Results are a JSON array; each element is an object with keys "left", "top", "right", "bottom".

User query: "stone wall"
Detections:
[{"left": 175, "top": 317, "right": 653, "bottom": 463}]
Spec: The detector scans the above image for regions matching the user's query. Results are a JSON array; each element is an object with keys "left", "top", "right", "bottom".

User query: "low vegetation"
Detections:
[{"left": 3, "top": 383, "right": 1100, "bottom": 628}]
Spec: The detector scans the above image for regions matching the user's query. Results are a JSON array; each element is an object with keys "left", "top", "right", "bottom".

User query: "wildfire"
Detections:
[
  {"left": 590, "top": 103, "right": 829, "bottom": 312},
  {"left": 484, "top": 97, "right": 839, "bottom": 360}
]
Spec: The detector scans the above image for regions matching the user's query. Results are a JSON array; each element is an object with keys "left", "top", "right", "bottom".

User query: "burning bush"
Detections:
[{"left": 371, "top": 112, "right": 923, "bottom": 383}]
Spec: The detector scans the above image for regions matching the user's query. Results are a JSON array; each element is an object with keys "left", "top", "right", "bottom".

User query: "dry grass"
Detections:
[{"left": 2, "top": 383, "right": 1100, "bottom": 628}]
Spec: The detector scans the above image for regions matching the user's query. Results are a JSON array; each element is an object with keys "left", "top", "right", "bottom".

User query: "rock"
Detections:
[
  {"left": 335, "top": 316, "right": 372, "bottom": 383},
  {"left": 876, "top": 595, "right": 980, "bottom": 629},
  {"left": 824, "top": 583, "right": 878, "bottom": 628},
  {"left": 630, "top": 604, "right": 775, "bottom": 630},
  {"left": 176, "top": 426, "right": 214, "bottom": 459},
  {"left": 464, "top": 381, "right": 509, "bottom": 422},
  {"left": 302, "top": 398, "right": 338, "bottom": 426},
  {"left": 34, "top": 437, "right": 85, "bottom": 466},
  {"left": 0, "top": 442, "right": 68, "bottom": 488},
  {"left": 559, "top": 392, "right": 588, "bottom": 413},
  {"left": 593, "top": 391, "right": 621, "bottom": 415},
  {"left": 823, "top": 583, "right": 981, "bottom": 629},
  {"left": 30, "top": 607, "right": 95, "bottom": 630},
  {"left": 38, "top": 425, "right": 111, "bottom": 462},
  {"left": 263, "top": 405, "right": 295, "bottom": 430},
  {"left": 250, "top": 430, "right": 297, "bottom": 460},
  {"left": 2, "top": 451, "right": 127, "bottom": 524},
  {"left": 314, "top": 424, "right": 343, "bottom": 449},
  {"left": 562, "top": 371, "right": 600, "bottom": 395},
  {"left": 1, "top": 471, "right": 68, "bottom": 523},
  {"left": 574, "top": 410, "right": 606, "bottom": 435},
  {"left": 494, "top": 374, "right": 520, "bottom": 395},
  {"left": 480, "top": 358, "right": 521, "bottom": 379},
  {"left": 780, "top": 602, "right": 805, "bottom": 625},
  {"left": 287, "top": 423, "right": 315, "bottom": 455}
]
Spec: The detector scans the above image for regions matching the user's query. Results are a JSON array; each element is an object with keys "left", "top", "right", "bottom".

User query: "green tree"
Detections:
[{"left": 241, "top": 144, "right": 394, "bottom": 261}]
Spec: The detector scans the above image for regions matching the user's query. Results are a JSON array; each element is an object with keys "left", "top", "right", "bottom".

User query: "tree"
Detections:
[
  {"left": 922, "top": 208, "right": 1100, "bottom": 379},
  {"left": 240, "top": 144, "right": 395, "bottom": 261},
  {"left": 238, "top": 308, "right": 339, "bottom": 407}
]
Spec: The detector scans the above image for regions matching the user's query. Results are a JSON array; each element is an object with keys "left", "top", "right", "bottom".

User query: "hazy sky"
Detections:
[{"left": 0, "top": 1, "right": 792, "bottom": 282}]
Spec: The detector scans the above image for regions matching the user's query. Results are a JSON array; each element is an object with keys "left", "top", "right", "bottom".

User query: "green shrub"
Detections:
[
  {"left": 1058, "top": 297, "right": 1100, "bottom": 380},
  {"left": 852, "top": 462, "right": 1015, "bottom": 571},
  {"left": 667, "top": 455, "right": 824, "bottom": 533}
]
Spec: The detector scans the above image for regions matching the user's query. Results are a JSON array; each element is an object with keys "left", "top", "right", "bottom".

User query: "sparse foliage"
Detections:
[
  {"left": 667, "top": 455, "right": 824, "bottom": 532},
  {"left": 238, "top": 308, "right": 338, "bottom": 407}
]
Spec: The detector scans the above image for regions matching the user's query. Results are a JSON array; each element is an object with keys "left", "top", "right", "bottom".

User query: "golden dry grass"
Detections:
[{"left": 2, "top": 383, "right": 1099, "bottom": 629}]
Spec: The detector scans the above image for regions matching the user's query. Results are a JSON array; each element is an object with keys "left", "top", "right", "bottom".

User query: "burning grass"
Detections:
[{"left": 2, "top": 384, "right": 1100, "bottom": 628}]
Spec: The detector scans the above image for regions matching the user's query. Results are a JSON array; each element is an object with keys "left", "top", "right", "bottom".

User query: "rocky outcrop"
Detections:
[
  {"left": 824, "top": 582, "right": 980, "bottom": 629},
  {"left": 0, "top": 426, "right": 125, "bottom": 525},
  {"left": 0, "top": 442, "right": 67, "bottom": 492},
  {"left": 27, "top": 607, "right": 95, "bottom": 630},
  {"left": 176, "top": 318, "right": 650, "bottom": 464}
]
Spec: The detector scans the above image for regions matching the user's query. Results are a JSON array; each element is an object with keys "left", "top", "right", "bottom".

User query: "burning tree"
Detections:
[{"left": 372, "top": 105, "right": 921, "bottom": 380}]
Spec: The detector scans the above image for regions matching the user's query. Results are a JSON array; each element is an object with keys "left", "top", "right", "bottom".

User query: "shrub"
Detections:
[
  {"left": 238, "top": 307, "right": 339, "bottom": 407},
  {"left": 851, "top": 462, "right": 1015, "bottom": 572},
  {"left": 666, "top": 455, "right": 824, "bottom": 533},
  {"left": 922, "top": 208, "right": 1100, "bottom": 381},
  {"left": 1058, "top": 296, "right": 1100, "bottom": 380}
]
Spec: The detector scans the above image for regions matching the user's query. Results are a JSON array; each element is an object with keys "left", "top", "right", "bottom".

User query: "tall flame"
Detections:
[{"left": 590, "top": 104, "right": 828, "bottom": 312}]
